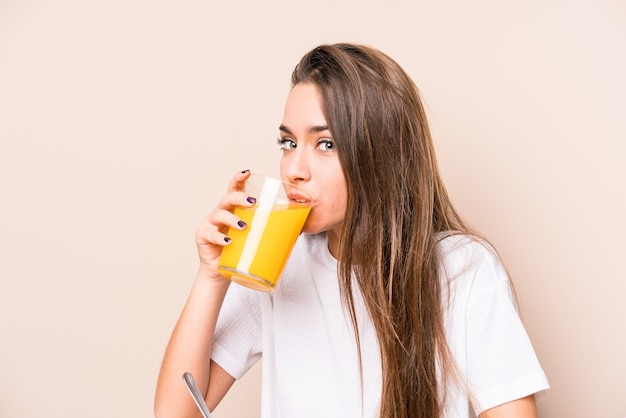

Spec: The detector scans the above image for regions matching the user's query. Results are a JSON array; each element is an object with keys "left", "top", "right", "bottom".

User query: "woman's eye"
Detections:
[
  {"left": 317, "top": 139, "right": 335, "bottom": 152},
  {"left": 277, "top": 138, "right": 297, "bottom": 151}
]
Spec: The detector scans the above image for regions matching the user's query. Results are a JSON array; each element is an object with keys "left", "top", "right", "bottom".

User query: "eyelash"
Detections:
[{"left": 276, "top": 137, "right": 296, "bottom": 150}]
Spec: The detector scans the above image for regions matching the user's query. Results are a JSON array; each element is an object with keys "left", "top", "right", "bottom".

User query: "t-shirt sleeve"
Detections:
[
  {"left": 211, "top": 284, "right": 263, "bottom": 380},
  {"left": 463, "top": 245, "right": 550, "bottom": 414}
]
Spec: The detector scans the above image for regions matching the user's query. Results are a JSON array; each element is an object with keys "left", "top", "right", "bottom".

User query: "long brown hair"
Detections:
[{"left": 291, "top": 43, "right": 475, "bottom": 417}]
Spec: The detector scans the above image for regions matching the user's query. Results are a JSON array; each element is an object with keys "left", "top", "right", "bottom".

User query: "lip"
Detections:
[{"left": 286, "top": 191, "right": 312, "bottom": 204}]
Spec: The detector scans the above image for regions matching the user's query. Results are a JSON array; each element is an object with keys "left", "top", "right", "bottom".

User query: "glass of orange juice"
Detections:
[{"left": 217, "top": 174, "right": 311, "bottom": 292}]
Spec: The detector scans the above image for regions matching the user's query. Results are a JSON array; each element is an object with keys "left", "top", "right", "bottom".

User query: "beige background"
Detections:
[{"left": 1, "top": 0, "right": 624, "bottom": 417}]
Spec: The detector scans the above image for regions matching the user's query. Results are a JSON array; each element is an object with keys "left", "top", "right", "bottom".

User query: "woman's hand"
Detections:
[{"left": 195, "top": 170, "right": 255, "bottom": 279}]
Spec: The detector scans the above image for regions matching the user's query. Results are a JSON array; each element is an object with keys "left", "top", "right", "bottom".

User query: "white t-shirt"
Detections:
[{"left": 211, "top": 233, "right": 549, "bottom": 417}]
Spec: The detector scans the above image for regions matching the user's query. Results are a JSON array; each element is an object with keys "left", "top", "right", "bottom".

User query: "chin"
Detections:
[
  {"left": 301, "top": 225, "right": 322, "bottom": 235},
  {"left": 300, "top": 220, "right": 327, "bottom": 236}
]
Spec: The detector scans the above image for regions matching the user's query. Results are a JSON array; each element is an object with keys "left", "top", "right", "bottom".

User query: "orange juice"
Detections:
[{"left": 218, "top": 203, "right": 310, "bottom": 291}]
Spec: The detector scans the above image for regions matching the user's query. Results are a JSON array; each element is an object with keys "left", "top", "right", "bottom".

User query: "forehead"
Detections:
[{"left": 282, "top": 83, "right": 327, "bottom": 128}]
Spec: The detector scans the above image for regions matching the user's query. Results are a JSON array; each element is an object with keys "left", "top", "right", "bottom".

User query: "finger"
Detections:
[
  {"left": 208, "top": 208, "right": 249, "bottom": 234},
  {"left": 227, "top": 169, "right": 252, "bottom": 193},
  {"left": 216, "top": 190, "right": 257, "bottom": 213},
  {"left": 196, "top": 221, "right": 234, "bottom": 246}
]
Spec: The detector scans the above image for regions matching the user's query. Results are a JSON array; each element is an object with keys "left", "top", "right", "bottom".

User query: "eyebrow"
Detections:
[{"left": 279, "top": 124, "right": 330, "bottom": 135}]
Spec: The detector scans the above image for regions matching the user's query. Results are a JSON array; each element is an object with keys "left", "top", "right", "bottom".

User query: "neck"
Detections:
[{"left": 327, "top": 227, "right": 342, "bottom": 259}]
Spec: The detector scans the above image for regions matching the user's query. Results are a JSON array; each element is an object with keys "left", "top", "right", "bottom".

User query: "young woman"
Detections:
[{"left": 155, "top": 43, "right": 549, "bottom": 418}]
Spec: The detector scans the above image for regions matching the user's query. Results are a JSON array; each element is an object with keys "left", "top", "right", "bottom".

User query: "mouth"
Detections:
[{"left": 286, "top": 191, "right": 312, "bottom": 205}]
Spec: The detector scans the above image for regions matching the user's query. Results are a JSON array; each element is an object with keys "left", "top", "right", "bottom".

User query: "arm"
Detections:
[
  {"left": 154, "top": 171, "right": 253, "bottom": 418},
  {"left": 480, "top": 395, "right": 537, "bottom": 418}
]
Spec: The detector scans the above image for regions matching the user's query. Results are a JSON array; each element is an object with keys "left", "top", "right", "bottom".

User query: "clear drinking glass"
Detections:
[{"left": 217, "top": 174, "right": 311, "bottom": 291}]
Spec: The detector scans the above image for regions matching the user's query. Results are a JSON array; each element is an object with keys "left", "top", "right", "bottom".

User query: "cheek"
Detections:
[
  {"left": 322, "top": 185, "right": 347, "bottom": 225},
  {"left": 326, "top": 166, "right": 347, "bottom": 200},
  {"left": 333, "top": 181, "right": 348, "bottom": 212}
]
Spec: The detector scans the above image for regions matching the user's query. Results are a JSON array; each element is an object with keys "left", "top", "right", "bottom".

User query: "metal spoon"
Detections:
[{"left": 182, "top": 372, "right": 212, "bottom": 418}]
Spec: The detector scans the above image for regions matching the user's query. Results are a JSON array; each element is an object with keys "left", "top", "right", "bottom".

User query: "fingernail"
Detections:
[
  {"left": 246, "top": 196, "right": 256, "bottom": 204},
  {"left": 237, "top": 220, "right": 247, "bottom": 228},
  {"left": 224, "top": 237, "right": 231, "bottom": 243},
  {"left": 241, "top": 169, "right": 250, "bottom": 174}
]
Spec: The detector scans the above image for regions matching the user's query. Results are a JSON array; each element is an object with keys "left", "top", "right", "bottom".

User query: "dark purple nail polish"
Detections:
[
  {"left": 246, "top": 196, "right": 256, "bottom": 204},
  {"left": 224, "top": 237, "right": 231, "bottom": 243},
  {"left": 241, "top": 169, "right": 250, "bottom": 174},
  {"left": 237, "top": 220, "right": 247, "bottom": 228}
]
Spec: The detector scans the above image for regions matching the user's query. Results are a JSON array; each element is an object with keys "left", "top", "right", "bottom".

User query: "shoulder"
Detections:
[
  {"left": 437, "top": 233, "right": 511, "bottom": 296},
  {"left": 438, "top": 233, "right": 502, "bottom": 273}
]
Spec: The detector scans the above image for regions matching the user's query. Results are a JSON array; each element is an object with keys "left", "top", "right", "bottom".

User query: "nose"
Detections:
[{"left": 281, "top": 147, "right": 311, "bottom": 185}]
